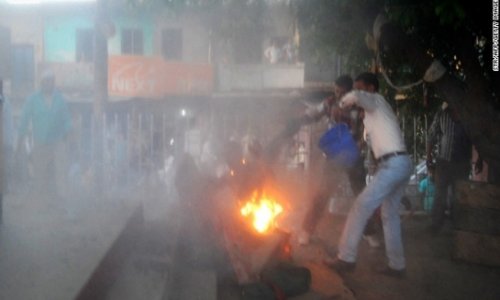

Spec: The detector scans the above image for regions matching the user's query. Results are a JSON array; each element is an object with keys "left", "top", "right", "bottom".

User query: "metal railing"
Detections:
[{"left": 12, "top": 104, "right": 431, "bottom": 208}]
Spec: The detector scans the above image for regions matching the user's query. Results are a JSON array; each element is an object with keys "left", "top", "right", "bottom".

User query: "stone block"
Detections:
[{"left": 453, "top": 230, "right": 500, "bottom": 267}]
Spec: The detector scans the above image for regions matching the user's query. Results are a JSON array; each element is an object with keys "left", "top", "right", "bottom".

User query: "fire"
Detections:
[{"left": 240, "top": 190, "right": 283, "bottom": 234}]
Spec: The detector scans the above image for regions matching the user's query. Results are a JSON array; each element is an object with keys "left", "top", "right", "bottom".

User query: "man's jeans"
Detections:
[{"left": 338, "top": 154, "right": 412, "bottom": 270}]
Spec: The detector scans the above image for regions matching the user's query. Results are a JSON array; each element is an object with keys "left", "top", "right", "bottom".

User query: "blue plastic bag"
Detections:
[{"left": 318, "top": 123, "right": 360, "bottom": 168}]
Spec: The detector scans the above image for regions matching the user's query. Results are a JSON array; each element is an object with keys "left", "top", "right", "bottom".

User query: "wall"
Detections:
[
  {"left": 45, "top": 14, "right": 93, "bottom": 62},
  {"left": 154, "top": 11, "right": 210, "bottom": 63}
]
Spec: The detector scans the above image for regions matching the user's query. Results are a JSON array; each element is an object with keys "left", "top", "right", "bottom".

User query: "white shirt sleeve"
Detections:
[{"left": 340, "top": 91, "right": 377, "bottom": 112}]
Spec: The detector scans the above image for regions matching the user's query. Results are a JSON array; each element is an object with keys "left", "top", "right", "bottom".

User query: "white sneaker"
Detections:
[
  {"left": 363, "top": 234, "right": 381, "bottom": 248},
  {"left": 298, "top": 230, "right": 310, "bottom": 245}
]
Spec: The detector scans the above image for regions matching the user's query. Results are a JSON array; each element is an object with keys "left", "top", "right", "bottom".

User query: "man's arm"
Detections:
[
  {"left": 284, "top": 99, "right": 328, "bottom": 135},
  {"left": 339, "top": 91, "right": 377, "bottom": 112}
]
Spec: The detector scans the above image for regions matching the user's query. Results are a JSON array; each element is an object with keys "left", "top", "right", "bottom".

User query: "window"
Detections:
[
  {"left": 121, "top": 28, "right": 143, "bottom": 55},
  {"left": 76, "top": 29, "right": 95, "bottom": 63},
  {"left": 161, "top": 29, "right": 182, "bottom": 60}
]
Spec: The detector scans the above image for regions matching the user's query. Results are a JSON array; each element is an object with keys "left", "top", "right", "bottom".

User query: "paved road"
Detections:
[
  {"left": 0, "top": 191, "right": 140, "bottom": 300},
  {"left": 2, "top": 174, "right": 498, "bottom": 300}
]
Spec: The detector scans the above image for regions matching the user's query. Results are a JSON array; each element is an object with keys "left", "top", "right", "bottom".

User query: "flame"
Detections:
[{"left": 240, "top": 190, "right": 283, "bottom": 234}]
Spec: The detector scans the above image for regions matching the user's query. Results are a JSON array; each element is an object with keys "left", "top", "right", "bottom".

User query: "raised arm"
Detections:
[{"left": 339, "top": 91, "right": 377, "bottom": 112}]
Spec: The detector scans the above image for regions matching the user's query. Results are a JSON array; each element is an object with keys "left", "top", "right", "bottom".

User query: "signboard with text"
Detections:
[{"left": 108, "top": 55, "right": 213, "bottom": 99}]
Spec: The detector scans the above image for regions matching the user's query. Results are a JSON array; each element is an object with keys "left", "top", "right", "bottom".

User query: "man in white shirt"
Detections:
[
  {"left": 264, "top": 40, "right": 281, "bottom": 64},
  {"left": 325, "top": 90, "right": 412, "bottom": 278},
  {"left": 296, "top": 75, "right": 361, "bottom": 245}
]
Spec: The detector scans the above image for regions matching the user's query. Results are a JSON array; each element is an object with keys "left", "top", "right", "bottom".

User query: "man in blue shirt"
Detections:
[{"left": 17, "top": 70, "right": 72, "bottom": 199}]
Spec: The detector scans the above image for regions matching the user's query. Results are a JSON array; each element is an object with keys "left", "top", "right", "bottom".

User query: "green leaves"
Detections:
[
  {"left": 434, "top": 0, "right": 466, "bottom": 26},
  {"left": 294, "top": 0, "right": 380, "bottom": 71}
]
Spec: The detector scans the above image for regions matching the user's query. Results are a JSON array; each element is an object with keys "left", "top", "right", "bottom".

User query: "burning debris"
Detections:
[
  {"left": 170, "top": 120, "right": 313, "bottom": 298},
  {"left": 240, "top": 189, "right": 284, "bottom": 234}
]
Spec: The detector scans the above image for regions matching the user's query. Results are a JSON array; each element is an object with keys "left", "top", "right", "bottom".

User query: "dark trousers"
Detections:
[
  {"left": 302, "top": 158, "right": 377, "bottom": 235},
  {"left": 431, "top": 158, "right": 470, "bottom": 229},
  {"left": 31, "top": 142, "right": 67, "bottom": 198}
]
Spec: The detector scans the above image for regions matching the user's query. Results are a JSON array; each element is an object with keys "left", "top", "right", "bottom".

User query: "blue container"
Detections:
[{"left": 318, "top": 123, "right": 360, "bottom": 168}]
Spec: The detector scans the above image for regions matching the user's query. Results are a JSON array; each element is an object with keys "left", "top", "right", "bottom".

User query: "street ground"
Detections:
[
  {"left": 0, "top": 178, "right": 499, "bottom": 300},
  {"left": 289, "top": 212, "right": 500, "bottom": 300},
  {"left": 216, "top": 169, "right": 500, "bottom": 299},
  {"left": 0, "top": 189, "right": 141, "bottom": 300}
]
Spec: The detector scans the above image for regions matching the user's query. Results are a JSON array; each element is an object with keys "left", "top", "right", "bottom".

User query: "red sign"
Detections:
[{"left": 108, "top": 55, "right": 213, "bottom": 99}]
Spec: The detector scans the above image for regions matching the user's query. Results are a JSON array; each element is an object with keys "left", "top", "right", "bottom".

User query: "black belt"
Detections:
[{"left": 376, "top": 151, "right": 408, "bottom": 163}]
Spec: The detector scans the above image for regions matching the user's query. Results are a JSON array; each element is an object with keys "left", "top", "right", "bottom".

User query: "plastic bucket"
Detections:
[{"left": 318, "top": 123, "right": 360, "bottom": 168}]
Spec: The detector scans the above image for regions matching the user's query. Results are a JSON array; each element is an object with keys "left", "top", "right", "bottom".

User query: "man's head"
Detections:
[
  {"left": 40, "top": 70, "right": 56, "bottom": 96},
  {"left": 334, "top": 75, "right": 353, "bottom": 99},
  {"left": 354, "top": 72, "right": 379, "bottom": 93}
]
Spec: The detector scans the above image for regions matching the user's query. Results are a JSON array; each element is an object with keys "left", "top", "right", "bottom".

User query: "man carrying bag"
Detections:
[{"left": 288, "top": 75, "right": 366, "bottom": 245}]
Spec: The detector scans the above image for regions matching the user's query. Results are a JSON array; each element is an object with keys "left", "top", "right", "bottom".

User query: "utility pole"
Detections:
[
  {"left": 0, "top": 80, "right": 3, "bottom": 224},
  {"left": 93, "top": 0, "right": 109, "bottom": 195},
  {"left": 94, "top": 0, "right": 108, "bottom": 116}
]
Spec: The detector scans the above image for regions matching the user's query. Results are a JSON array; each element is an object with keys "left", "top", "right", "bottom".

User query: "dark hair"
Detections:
[
  {"left": 355, "top": 72, "right": 379, "bottom": 92},
  {"left": 334, "top": 75, "right": 353, "bottom": 91}
]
